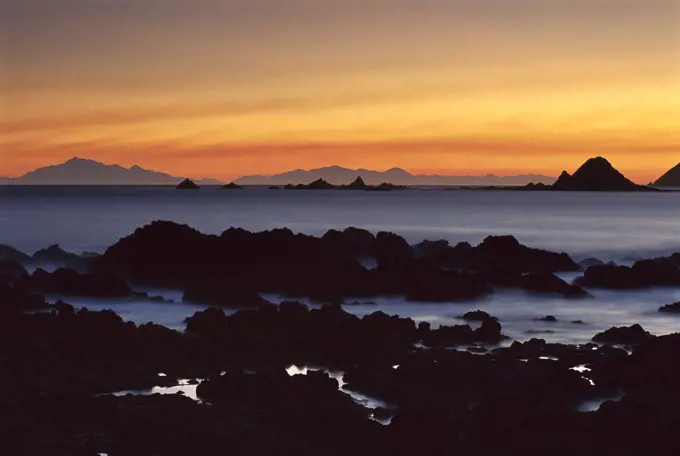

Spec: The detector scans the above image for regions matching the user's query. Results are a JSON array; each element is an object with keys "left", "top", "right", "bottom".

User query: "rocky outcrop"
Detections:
[
  {"left": 0, "top": 245, "right": 32, "bottom": 264},
  {"left": 659, "top": 302, "right": 680, "bottom": 313},
  {"left": 176, "top": 178, "right": 200, "bottom": 189},
  {"left": 653, "top": 163, "right": 680, "bottom": 187},
  {"left": 551, "top": 157, "right": 651, "bottom": 191},
  {"left": 592, "top": 324, "right": 654, "bottom": 345},
  {"left": 520, "top": 272, "right": 589, "bottom": 297},
  {"left": 18, "top": 268, "right": 132, "bottom": 297},
  {"left": 576, "top": 258, "right": 680, "bottom": 289},
  {"left": 220, "top": 182, "right": 243, "bottom": 190}
]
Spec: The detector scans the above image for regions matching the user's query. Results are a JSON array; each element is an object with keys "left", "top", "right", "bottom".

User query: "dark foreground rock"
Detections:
[
  {"left": 576, "top": 258, "right": 680, "bottom": 289},
  {"left": 659, "top": 302, "right": 680, "bottom": 313},
  {"left": 18, "top": 268, "right": 133, "bottom": 298},
  {"left": 1, "top": 289, "right": 680, "bottom": 456},
  {"left": 592, "top": 324, "right": 654, "bottom": 345}
]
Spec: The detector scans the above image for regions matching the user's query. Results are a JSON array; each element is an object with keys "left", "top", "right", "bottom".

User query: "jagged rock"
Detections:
[
  {"left": 19, "top": 268, "right": 132, "bottom": 297},
  {"left": 592, "top": 324, "right": 654, "bottom": 345},
  {"left": 521, "top": 272, "right": 589, "bottom": 297},
  {"left": 659, "top": 302, "right": 680, "bottom": 313}
]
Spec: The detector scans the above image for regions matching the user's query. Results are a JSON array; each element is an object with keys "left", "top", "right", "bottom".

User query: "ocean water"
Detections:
[
  {"left": 1, "top": 185, "right": 679, "bottom": 261},
  {"left": 3, "top": 186, "right": 680, "bottom": 343}
]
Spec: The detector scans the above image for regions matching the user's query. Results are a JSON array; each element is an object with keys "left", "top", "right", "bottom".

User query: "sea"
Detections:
[{"left": 2, "top": 185, "right": 679, "bottom": 345}]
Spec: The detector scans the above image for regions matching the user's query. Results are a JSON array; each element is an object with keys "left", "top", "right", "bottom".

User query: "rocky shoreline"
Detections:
[{"left": 1, "top": 222, "right": 680, "bottom": 455}]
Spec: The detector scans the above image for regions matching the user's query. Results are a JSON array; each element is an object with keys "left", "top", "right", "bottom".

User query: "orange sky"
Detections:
[{"left": 2, "top": 0, "right": 679, "bottom": 182}]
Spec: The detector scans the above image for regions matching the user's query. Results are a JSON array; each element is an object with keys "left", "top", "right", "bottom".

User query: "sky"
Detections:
[{"left": 1, "top": 0, "right": 679, "bottom": 182}]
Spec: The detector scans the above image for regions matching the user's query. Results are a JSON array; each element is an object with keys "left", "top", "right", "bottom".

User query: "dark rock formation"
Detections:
[
  {"left": 458, "top": 310, "right": 494, "bottom": 321},
  {"left": 343, "top": 176, "right": 368, "bottom": 190},
  {"left": 659, "top": 302, "right": 680, "bottom": 313},
  {"left": 33, "top": 244, "right": 89, "bottom": 269},
  {"left": 576, "top": 258, "right": 680, "bottom": 289},
  {"left": 653, "top": 162, "right": 680, "bottom": 187},
  {"left": 177, "top": 178, "right": 200, "bottom": 189},
  {"left": 551, "top": 157, "right": 651, "bottom": 191},
  {"left": 220, "top": 182, "right": 243, "bottom": 189},
  {"left": 183, "top": 283, "right": 272, "bottom": 308},
  {"left": 520, "top": 272, "right": 589, "bottom": 297},
  {"left": 592, "top": 324, "right": 654, "bottom": 345},
  {"left": 0, "top": 261, "right": 27, "bottom": 284},
  {"left": 534, "top": 315, "right": 558, "bottom": 322},
  {"left": 0, "top": 244, "right": 32, "bottom": 264},
  {"left": 0, "top": 283, "right": 48, "bottom": 314},
  {"left": 18, "top": 268, "right": 132, "bottom": 297}
]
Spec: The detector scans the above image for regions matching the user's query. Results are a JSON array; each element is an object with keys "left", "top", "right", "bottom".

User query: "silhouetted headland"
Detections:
[
  {"left": 654, "top": 163, "right": 680, "bottom": 187},
  {"left": 522, "top": 157, "right": 656, "bottom": 192},
  {"left": 3, "top": 157, "right": 222, "bottom": 186}
]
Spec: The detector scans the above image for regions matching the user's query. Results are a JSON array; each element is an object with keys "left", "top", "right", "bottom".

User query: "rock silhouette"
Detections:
[
  {"left": 176, "top": 178, "right": 200, "bottom": 189},
  {"left": 552, "top": 157, "right": 650, "bottom": 191},
  {"left": 659, "top": 302, "right": 680, "bottom": 313},
  {"left": 220, "top": 182, "right": 244, "bottom": 189},
  {"left": 653, "top": 162, "right": 680, "bottom": 187}
]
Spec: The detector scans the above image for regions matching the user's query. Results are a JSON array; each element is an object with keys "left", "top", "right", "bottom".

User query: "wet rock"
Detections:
[
  {"left": 521, "top": 272, "right": 589, "bottom": 297},
  {"left": 19, "top": 268, "right": 132, "bottom": 297},
  {"left": 458, "top": 310, "right": 494, "bottom": 321},
  {"left": 659, "top": 302, "right": 680, "bottom": 313},
  {"left": 322, "top": 227, "right": 376, "bottom": 258},
  {"left": 577, "top": 259, "right": 680, "bottom": 289},
  {"left": 184, "top": 307, "right": 227, "bottom": 337},
  {"left": 592, "top": 324, "right": 654, "bottom": 345},
  {"left": 535, "top": 315, "right": 558, "bottom": 322},
  {"left": 576, "top": 265, "right": 645, "bottom": 289},
  {"left": 183, "top": 283, "right": 272, "bottom": 308}
]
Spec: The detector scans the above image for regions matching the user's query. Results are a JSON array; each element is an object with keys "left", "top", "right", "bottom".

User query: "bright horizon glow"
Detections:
[{"left": 2, "top": 0, "right": 678, "bottom": 183}]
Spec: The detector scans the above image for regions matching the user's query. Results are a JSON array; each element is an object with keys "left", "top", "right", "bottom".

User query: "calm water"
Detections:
[
  {"left": 3, "top": 186, "right": 680, "bottom": 343},
  {"left": 1, "top": 185, "right": 679, "bottom": 261}
]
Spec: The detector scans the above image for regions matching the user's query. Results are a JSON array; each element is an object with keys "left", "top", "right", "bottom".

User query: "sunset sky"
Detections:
[{"left": 2, "top": 0, "right": 679, "bottom": 182}]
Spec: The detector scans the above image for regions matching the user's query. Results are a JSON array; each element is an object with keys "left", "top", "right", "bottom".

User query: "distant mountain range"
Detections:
[
  {"left": 654, "top": 163, "right": 680, "bottom": 187},
  {"left": 235, "top": 166, "right": 556, "bottom": 186},
  {"left": 1, "top": 158, "right": 223, "bottom": 186}
]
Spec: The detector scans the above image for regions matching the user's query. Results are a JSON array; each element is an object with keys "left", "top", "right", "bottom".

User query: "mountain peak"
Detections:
[
  {"left": 654, "top": 162, "right": 680, "bottom": 187},
  {"left": 553, "top": 157, "right": 644, "bottom": 191}
]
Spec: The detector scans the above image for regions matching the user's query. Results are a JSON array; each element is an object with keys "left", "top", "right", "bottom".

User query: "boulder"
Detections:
[
  {"left": 592, "top": 324, "right": 654, "bottom": 345},
  {"left": 521, "top": 272, "right": 589, "bottom": 297},
  {"left": 458, "top": 310, "right": 494, "bottom": 321}
]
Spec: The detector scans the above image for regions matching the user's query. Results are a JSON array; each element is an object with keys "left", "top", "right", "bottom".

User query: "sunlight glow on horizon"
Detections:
[{"left": 2, "top": 0, "right": 678, "bottom": 182}]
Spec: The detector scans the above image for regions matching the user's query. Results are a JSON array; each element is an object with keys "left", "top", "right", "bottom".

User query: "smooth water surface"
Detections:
[{"left": 2, "top": 186, "right": 679, "bottom": 262}]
